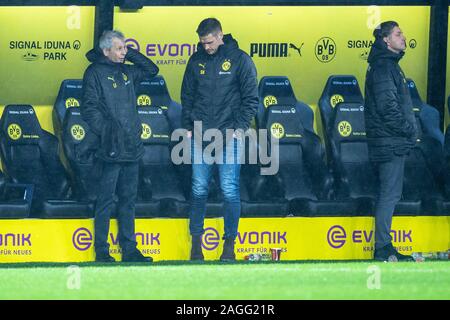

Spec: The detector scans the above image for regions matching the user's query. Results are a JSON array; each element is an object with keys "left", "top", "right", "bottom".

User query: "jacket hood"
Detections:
[
  {"left": 86, "top": 47, "right": 119, "bottom": 65},
  {"left": 367, "top": 38, "right": 404, "bottom": 64},
  {"left": 196, "top": 33, "right": 239, "bottom": 55},
  {"left": 86, "top": 47, "right": 103, "bottom": 62}
]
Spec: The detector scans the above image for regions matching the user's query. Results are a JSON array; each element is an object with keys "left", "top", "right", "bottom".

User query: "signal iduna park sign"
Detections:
[{"left": 0, "top": 216, "right": 448, "bottom": 263}]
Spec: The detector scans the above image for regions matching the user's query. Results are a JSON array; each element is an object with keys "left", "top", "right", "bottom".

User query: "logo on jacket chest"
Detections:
[
  {"left": 222, "top": 59, "right": 231, "bottom": 71},
  {"left": 107, "top": 73, "right": 130, "bottom": 88},
  {"left": 122, "top": 72, "right": 130, "bottom": 85},
  {"left": 219, "top": 59, "right": 232, "bottom": 75},
  {"left": 198, "top": 63, "right": 206, "bottom": 75},
  {"left": 107, "top": 76, "right": 118, "bottom": 88}
]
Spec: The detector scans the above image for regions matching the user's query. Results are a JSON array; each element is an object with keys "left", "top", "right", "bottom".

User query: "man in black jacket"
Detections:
[
  {"left": 181, "top": 18, "right": 258, "bottom": 261},
  {"left": 364, "top": 21, "right": 417, "bottom": 262},
  {"left": 81, "top": 30, "right": 159, "bottom": 262}
]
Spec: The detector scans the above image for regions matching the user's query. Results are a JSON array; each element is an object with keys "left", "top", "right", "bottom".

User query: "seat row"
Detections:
[{"left": 0, "top": 74, "right": 448, "bottom": 218}]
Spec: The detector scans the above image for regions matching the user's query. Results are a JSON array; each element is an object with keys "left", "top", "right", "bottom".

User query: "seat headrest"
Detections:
[
  {"left": 54, "top": 79, "right": 83, "bottom": 125},
  {"left": 319, "top": 75, "right": 364, "bottom": 131},
  {"left": 137, "top": 106, "right": 170, "bottom": 145},
  {"left": 136, "top": 76, "right": 171, "bottom": 108},
  {"left": 320, "top": 75, "right": 364, "bottom": 107},
  {"left": 265, "top": 104, "right": 304, "bottom": 144},
  {"left": 258, "top": 76, "right": 297, "bottom": 108},
  {"left": 1, "top": 105, "right": 42, "bottom": 145},
  {"left": 331, "top": 102, "right": 366, "bottom": 143}
]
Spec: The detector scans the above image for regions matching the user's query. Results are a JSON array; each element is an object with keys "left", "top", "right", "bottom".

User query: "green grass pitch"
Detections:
[{"left": 0, "top": 261, "right": 448, "bottom": 300}]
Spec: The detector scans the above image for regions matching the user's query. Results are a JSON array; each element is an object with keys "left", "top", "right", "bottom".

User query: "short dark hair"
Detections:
[
  {"left": 373, "top": 21, "right": 399, "bottom": 39},
  {"left": 196, "top": 18, "right": 222, "bottom": 37}
]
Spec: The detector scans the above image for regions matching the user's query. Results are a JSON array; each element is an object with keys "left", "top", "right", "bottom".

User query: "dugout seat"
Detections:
[
  {"left": 0, "top": 169, "right": 33, "bottom": 218},
  {"left": 0, "top": 104, "right": 92, "bottom": 218},
  {"left": 137, "top": 105, "right": 188, "bottom": 217},
  {"left": 407, "top": 79, "right": 444, "bottom": 146},
  {"left": 61, "top": 107, "right": 99, "bottom": 203},
  {"left": 256, "top": 76, "right": 314, "bottom": 132},
  {"left": 135, "top": 76, "right": 182, "bottom": 131},
  {"left": 252, "top": 76, "right": 350, "bottom": 217},
  {"left": 53, "top": 79, "right": 83, "bottom": 137},
  {"left": 318, "top": 75, "right": 365, "bottom": 132},
  {"left": 403, "top": 79, "right": 445, "bottom": 215}
]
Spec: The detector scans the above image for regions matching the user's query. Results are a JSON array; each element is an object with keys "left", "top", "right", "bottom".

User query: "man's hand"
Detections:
[{"left": 187, "top": 130, "right": 192, "bottom": 139}]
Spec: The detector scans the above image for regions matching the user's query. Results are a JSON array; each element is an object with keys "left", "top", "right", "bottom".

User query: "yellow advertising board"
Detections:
[
  {"left": 0, "top": 6, "right": 432, "bottom": 136},
  {"left": 0, "top": 216, "right": 448, "bottom": 263},
  {"left": 115, "top": 6, "right": 430, "bottom": 107},
  {"left": 0, "top": 7, "right": 95, "bottom": 106}
]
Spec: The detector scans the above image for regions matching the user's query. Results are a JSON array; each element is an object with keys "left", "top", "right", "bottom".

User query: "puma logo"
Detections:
[
  {"left": 198, "top": 63, "right": 206, "bottom": 68},
  {"left": 289, "top": 43, "right": 304, "bottom": 57},
  {"left": 107, "top": 76, "right": 117, "bottom": 88}
]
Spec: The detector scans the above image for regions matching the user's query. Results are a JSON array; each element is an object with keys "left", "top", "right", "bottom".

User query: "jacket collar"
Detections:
[{"left": 367, "top": 38, "right": 404, "bottom": 65}]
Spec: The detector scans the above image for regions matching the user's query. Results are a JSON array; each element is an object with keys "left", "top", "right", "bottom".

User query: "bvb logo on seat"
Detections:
[
  {"left": 141, "top": 123, "right": 152, "bottom": 140},
  {"left": 65, "top": 97, "right": 80, "bottom": 108},
  {"left": 270, "top": 122, "right": 285, "bottom": 139},
  {"left": 263, "top": 95, "right": 277, "bottom": 108},
  {"left": 137, "top": 94, "right": 151, "bottom": 106},
  {"left": 338, "top": 121, "right": 352, "bottom": 137},
  {"left": 7, "top": 123, "right": 22, "bottom": 140},
  {"left": 330, "top": 94, "right": 344, "bottom": 108},
  {"left": 71, "top": 124, "right": 85, "bottom": 141}
]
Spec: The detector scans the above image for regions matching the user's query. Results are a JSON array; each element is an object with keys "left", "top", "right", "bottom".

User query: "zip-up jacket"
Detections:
[
  {"left": 181, "top": 34, "right": 258, "bottom": 133},
  {"left": 364, "top": 38, "right": 417, "bottom": 162},
  {"left": 81, "top": 47, "right": 159, "bottom": 162}
]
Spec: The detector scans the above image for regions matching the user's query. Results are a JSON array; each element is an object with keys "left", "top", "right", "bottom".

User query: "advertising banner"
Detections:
[
  {"left": 0, "top": 6, "right": 431, "bottom": 135},
  {"left": 0, "top": 7, "right": 95, "bottom": 106},
  {"left": 0, "top": 216, "right": 448, "bottom": 263},
  {"left": 115, "top": 6, "right": 429, "bottom": 109}
]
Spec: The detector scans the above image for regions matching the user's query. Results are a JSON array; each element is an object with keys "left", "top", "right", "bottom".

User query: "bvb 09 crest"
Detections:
[{"left": 222, "top": 59, "right": 231, "bottom": 71}]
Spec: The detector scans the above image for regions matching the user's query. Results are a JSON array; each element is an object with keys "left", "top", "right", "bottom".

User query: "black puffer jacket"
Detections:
[
  {"left": 81, "top": 47, "right": 158, "bottom": 162},
  {"left": 181, "top": 34, "right": 258, "bottom": 133},
  {"left": 364, "top": 38, "right": 417, "bottom": 162}
]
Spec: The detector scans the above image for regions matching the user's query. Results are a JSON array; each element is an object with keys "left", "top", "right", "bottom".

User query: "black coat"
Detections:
[
  {"left": 364, "top": 38, "right": 417, "bottom": 162},
  {"left": 181, "top": 34, "right": 259, "bottom": 133},
  {"left": 81, "top": 47, "right": 159, "bottom": 162}
]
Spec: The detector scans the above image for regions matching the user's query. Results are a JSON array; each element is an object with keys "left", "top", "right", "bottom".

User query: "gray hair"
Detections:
[{"left": 99, "top": 30, "right": 125, "bottom": 50}]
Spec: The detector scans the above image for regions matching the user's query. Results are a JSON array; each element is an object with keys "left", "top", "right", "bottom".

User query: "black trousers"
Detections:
[
  {"left": 373, "top": 155, "right": 406, "bottom": 249},
  {"left": 94, "top": 161, "right": 139, "bottom": 256}
]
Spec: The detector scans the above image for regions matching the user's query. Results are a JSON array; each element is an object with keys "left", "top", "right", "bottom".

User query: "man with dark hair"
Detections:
[
  {"left": 82, "top": 30, "right": 159, "bottom": 262},
  {"left": 364, "top": 21, "right": 417, "bottom": 262},
  {"left": 181, "top": 18, "right": 258, "bottom": 261}
]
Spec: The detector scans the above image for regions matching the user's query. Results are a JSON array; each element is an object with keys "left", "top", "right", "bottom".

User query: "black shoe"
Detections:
[
  {"left": 190, "top": 235, "right": 204, "bottom": 261},
  {"left": 220, "top": 238, "right": 236, "bottom": 261},
  {"left": 122, "top": 250, "right": 153, "bottom": 263},
  {"left": 374, "top": 243, "right": 414, "bottom": 262},
  {"left": 95, "top": 253, "right": 116, "bottom": 263}
]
